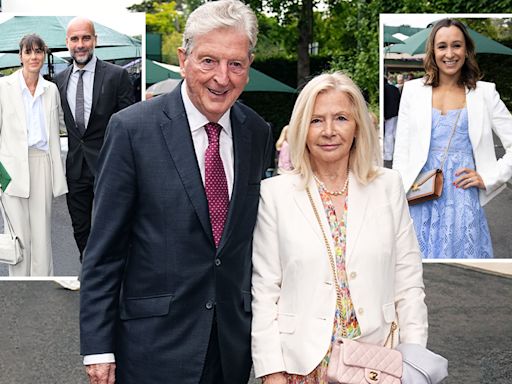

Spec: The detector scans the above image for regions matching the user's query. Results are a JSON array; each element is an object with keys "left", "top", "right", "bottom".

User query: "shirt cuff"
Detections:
[{"left": 83, "top": 353, "right": 116, "bottom": 365}]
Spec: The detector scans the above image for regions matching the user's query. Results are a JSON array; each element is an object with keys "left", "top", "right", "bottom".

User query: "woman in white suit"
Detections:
[
  {"left": 0, "top": 34, "right": 67, "bottom": 276},
  {"left": 252, "top": 72, "right": 428, "bottom": 383},
  {"left": 393, "top": 19, "right": 512, "bottom": 259}
]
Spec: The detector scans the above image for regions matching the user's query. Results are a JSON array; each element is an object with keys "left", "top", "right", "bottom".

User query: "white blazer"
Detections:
[
  {"left": 251, "top": 169, "right": 428, "bottom": 377},
  {"left": 393, "top": 78, "right": 512, "bottom": 206},
  {"left": 0, "top": 70, "right": 67, "bottom": 198}
]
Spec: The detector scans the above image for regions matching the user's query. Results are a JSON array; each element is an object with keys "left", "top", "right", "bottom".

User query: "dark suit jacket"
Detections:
[
  {"left": 80, "top": 86, "right": 273, "bottom": 384},
  {"left": 54, "top": 58, "right": 135, "bottom": 180}
]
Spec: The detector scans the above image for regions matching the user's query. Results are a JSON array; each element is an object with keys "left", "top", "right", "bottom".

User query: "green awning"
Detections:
[
  {"left": 388, "top": 25, "right": 512, "bottom": 56},
  {"left": 146, "top": 59, "right": 295, "bottom": 93},
  {"left": 0, "top": 16, "right": 140, "bottom": 53}
]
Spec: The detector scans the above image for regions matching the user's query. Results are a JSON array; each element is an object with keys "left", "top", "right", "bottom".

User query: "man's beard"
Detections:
[{"left": 70, "top": 48, "right": 94, "bottom": 65}]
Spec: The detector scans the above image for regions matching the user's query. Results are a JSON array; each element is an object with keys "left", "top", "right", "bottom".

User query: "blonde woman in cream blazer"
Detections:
[
  {"left": 252, "top": 72, "right": 427, "bottom": 383},
  {"left": 0, "top": 34, "right": 67, "bottom": 276}
]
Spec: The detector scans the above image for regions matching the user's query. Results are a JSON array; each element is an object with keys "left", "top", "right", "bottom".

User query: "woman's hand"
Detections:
[
  {"left": 261, "top": 372, "right": 287, "bottom": 384},
  {"left": 454, "top": 167, "right": 485, "bottom": 189}
]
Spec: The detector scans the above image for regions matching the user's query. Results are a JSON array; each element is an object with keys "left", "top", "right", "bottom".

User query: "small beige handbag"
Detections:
[{"left": 406, "top": 106, "right": 463, "bottom": 205}]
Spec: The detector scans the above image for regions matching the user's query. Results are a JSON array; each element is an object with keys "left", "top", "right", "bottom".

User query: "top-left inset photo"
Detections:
[{"left": 0, "top": 12, "right": 144, "bottom": 278}]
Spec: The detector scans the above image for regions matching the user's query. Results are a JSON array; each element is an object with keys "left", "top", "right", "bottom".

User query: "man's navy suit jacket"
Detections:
[{"left": 80, "top": 85, "right": 273, "bottom": 384}]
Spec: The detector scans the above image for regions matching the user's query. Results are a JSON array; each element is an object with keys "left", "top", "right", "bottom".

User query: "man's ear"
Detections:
[{"left": 177, "top": 47, "right": 187, "bottom": 78}]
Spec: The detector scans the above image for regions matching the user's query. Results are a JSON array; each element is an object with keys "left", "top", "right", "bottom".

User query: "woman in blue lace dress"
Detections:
[{"left": 393, "top": 19, "right": 512, "bottom": 259}]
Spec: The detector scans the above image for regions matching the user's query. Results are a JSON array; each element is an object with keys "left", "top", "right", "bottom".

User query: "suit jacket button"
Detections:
[
  {"left": 205, "top": 301, "right": 214, "bottom": 310},
  {"left": 215, "top": 258, "right": 221, "bottom": 267},
  {"left": 358, "top": 308, "right": 364, "bottom": 315},
  {"left": 350, "top": 272, "right": 357, "bottom": 279}
]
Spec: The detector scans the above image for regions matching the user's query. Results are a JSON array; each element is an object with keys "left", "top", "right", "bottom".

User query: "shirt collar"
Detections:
[
  {"left": 18, "top": 69, "right": 46, "bottom": 98},
  {"left": 181, "top": 81, "right": 232, "bottom": 137},
  {"left": 72, "top": 55, "right": 97, "bottom": 75}
]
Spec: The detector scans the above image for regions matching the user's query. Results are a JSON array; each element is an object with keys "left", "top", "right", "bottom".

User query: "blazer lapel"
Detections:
[
  {"left": 8, "top": 72, "right": 27, "bottom": 137},
  {"left": 466, "top": 86, "right": 483, "bottom": 148},
  {"left": 345, "top": 172, "right": 369, "bottom": 264},
  {"left": 216, "top": 104, "right": 251, "bottom": 253},
  {"left": 293, "top": 176, "right": 335, "bottom": 250},
  {"left": 159, "top": 89, "right": 212, "bottom": 242},
  {"left": 420, "top": 83, "right": 433, "bottom": 158}
]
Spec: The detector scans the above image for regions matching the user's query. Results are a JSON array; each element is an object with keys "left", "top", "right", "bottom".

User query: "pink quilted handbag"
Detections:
[{"left": 326, "top": 338, "right": 403, "bottom": 384}]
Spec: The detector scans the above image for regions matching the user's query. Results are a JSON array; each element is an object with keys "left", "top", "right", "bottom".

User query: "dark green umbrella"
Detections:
[
  {"left": 388, "top": 26, "right": 512, "bottom": 55},
  {"left": 0, "top": 16, "right": 140, "bottom": 53},
  {"left": 146, "top": 59, "right": 296, "bottom": 93}
]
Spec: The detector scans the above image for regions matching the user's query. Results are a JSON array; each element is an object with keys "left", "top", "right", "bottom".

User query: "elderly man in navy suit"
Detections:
[
  {"left": 55, "top": 17, "right": 134, "bottom": 261},
  {"left": 79, "top": 1, "right": 272, "bottom": 383}
]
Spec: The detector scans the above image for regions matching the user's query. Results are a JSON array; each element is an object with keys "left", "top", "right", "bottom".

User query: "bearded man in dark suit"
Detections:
[{"left": 55, "top": 17, "right": 134, "bottom": 261}]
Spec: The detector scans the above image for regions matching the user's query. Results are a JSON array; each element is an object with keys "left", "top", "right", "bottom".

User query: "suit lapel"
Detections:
[
  {"left": 216, "top": 104, "right": 251, "bottom": 253},
  {"left": 58, "top": 66, "right": 73, "bottom": 121},
  {"left": 159, "top": 89, "right": 212, "bottom": 241},
  {"left": 90, "top": 59, "right": 105, "bottom": 127},
  {"left": 345, "top": 172, "right": 369, "bottom": 263}
]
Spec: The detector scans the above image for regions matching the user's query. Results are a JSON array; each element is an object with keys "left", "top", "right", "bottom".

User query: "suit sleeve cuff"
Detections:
[{"left": 83, "top": 353, "right": 116, "bottom": 365}]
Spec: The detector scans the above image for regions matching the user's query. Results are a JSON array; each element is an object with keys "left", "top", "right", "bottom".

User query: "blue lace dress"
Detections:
[{"left": 409, "top": 108, "right": 493, "bottom": 259}]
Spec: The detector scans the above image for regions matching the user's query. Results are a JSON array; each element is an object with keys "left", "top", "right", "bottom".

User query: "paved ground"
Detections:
[{"left": 0, "top": 263, "right": 510, "bottom": 383}]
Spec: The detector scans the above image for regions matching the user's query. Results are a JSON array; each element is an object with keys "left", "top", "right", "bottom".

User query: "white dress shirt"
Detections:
[
  {"left": 66, "top": 56, "right": 96, "bottom": 129},
  {"left": 83, "top": 80, "right": 236, "bottom": 366},
  {"left": 19, "top": 70, "right": 48, "bottom": 151},
  {"left": 181, "top": 81, "right": 234, "bottom": 197}
]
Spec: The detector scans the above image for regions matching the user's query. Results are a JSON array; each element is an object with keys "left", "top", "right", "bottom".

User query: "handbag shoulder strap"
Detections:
[
  {"left": 0, "top": 198, "right": 17, "bottom": 239},
  {"left": 439, "top": 104, "right": 465, "bottom": 171},
  {"left": 306, "top": 187, "right": 396, "bottom": 346}
]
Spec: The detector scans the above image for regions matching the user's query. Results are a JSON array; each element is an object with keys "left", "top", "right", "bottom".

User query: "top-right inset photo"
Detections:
[{"left": 381, "top": 14, "right": 512, "bottom": 259}]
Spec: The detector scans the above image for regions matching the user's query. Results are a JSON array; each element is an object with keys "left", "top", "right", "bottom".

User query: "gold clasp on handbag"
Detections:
[
  {"left": 368, "top": 371, "right": 379, "bottom": 381},
  {"left": 410, "top": 183, "right": 420, "bottom": 192}
]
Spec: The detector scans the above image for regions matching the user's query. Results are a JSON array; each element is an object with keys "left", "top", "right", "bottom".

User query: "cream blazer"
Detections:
[
  {"left": 393, "top": 78, "right": 512, "bottom": 206},
  {"left": 0, "top": 70, "right": 67, "bottom": 198},
  {"left": 251, "top": 169, "right": 428, "bottom": 377}
]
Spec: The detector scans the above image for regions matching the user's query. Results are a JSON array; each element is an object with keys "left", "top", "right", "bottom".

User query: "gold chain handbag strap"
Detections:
[{"left": 306, "top": 186, "right": 396, "bottom": 346}]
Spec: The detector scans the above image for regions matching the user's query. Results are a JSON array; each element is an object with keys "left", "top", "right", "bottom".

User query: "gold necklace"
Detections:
[{"left": 313, "top": 172, "right": 349, "bottom": 196}]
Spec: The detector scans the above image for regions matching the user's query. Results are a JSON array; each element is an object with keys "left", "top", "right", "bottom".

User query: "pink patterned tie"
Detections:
[{"left": 204, "top": 122, "right": 229, "bottom": 247}]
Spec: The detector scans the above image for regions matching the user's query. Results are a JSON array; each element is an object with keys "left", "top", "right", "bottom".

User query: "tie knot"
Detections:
[
  {"left": 78, "top": 69, "right": 85, "bottom": 78},
  {"left": 204, "top": 122, "right": 222, "bottom": 142}
]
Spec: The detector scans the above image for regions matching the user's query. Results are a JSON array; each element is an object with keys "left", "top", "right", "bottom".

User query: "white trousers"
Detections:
[
  {"left": 0, "top": 148, "right": 53, "bottom": 276},
  {"left": 383, "top": 116, "right": 398, "bottom": 161}
]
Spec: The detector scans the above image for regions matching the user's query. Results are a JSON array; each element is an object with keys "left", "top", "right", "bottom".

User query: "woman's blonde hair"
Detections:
[{"left": 287, "top": 72, "right": 380, "bottom": 185}]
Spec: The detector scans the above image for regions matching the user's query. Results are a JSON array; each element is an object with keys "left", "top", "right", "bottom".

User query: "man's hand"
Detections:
[{"left": 86, "top": 363, "right": 116, "bottom": 384}]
